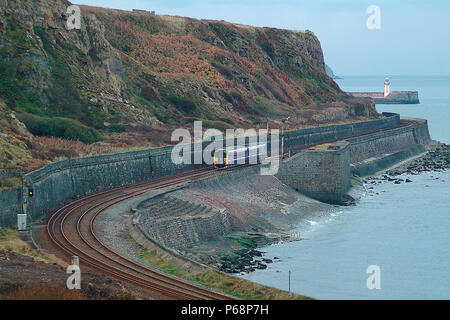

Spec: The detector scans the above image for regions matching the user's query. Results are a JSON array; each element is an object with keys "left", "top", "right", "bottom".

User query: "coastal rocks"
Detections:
[
  {"left": 364, "top": 143, "right": 449, "bottom": 188},
  {"left": 385, "top": 143, "right": 449, "bottom": 177},
  {"left": 217, "top": 249, "right": 278, "bottom": 274}
]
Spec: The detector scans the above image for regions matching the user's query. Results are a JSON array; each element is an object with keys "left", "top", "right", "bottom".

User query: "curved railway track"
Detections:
[
  {"left": 46, "top": 167, "right": 236, "bottom": 300},
  {"left": 45, "top": 121, "right": 414, "bottom": 299}
]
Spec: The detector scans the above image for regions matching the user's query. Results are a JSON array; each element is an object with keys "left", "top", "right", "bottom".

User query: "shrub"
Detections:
[
  {"left": 167, "top": 96, "right": 197, "bottom": 114},
  {"left": 106, "top": 124, "right": 126, "bottom": 133},
  {"left": 18, "top": 113, "right": 104, "bottom": 144},
  {"left": 202, "top": 120, "right": 234, "bottom": 131},
  {"left": 217, "top": 117, "right": 235, "bottom": 125}
]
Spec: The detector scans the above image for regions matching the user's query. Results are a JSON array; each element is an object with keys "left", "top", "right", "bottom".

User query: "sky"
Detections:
[{"left": 74, "top": 0, "right": 450, "bottom": 76}]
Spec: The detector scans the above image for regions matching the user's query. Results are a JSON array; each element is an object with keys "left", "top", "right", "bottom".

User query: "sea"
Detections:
[{"left": 239, "top": 75, "right": 450, "bottom": 299}]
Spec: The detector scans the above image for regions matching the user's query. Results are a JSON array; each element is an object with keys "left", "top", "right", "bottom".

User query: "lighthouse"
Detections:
[{"left": 384, "top": 78, "right": 390, "bottom": 97}]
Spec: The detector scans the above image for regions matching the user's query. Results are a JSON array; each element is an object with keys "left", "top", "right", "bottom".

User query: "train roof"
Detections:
[{"left": 215, "top": 144, "right": 266, "bottom": 153}]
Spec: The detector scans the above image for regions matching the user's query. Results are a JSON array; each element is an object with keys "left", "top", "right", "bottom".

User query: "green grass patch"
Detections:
[
  {"left": 227, "top": 236, "right": 256, "bottom": 248},
  {"left": 167, "top": 96, "right": 197, "bottom": 115},
  {"left": 139, "top": 250, "right": 188, "bottom": 278},
  {"left": 181, "top": 117, "right": 234, "bottom": 131},
  {"left": 18, "top": 113, "right": 104, "bottom": 144}
]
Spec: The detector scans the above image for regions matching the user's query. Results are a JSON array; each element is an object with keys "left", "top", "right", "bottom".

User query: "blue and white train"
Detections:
[{"left": 213, "top": 144, "right": 267, "bottom": 168}]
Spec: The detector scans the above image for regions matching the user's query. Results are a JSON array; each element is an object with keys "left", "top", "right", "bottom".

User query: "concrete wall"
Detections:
[
  {"left": 0, "top": 112, "right": 407, "bottom": 227},
  {"left": 23, "top": 147, "right": 203, "bottom": 223},
  {"left": 352, "top": 144, "right": 426, "bottom": 177},
  {"left": 374, "top": 91, "right": 419, "bottom": 104},
  {"left": 349, "top": 92, "right": 420, "bottom": 104},
  {"left": 409, "top": 118, "right": 431, "bottom": 145},
  {"left": 0, "top": 187, "right": 22, "bottom": 228},
  {"left": 0, "top": 169, "right": 24, "bottom": 228},
  {"left": 142, "top": 210, "right": 231, "bottom": 249},
  {"left": 348, "top": 125, "right": 418, "bottom": 163},
  {"left": 276, "top": 141, "right": 351, "bottom": 204},
  {"left": 276, "top": 119, "right": 431, "bottom": 204},
  {"left": 284, "top": 112, "right": 400, "bottom": 149}
]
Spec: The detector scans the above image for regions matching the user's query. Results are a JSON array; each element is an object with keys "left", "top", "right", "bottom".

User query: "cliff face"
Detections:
[{"left": 0, "top": 0, "right": 375, "bottom": 130}]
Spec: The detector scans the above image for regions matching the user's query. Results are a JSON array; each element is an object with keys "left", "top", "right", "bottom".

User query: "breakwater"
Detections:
[
  {"left": 349, "top": 91, "right": 420, "bottom": 104},
  {"left": 0, "top": 113, "right": 429, "bottom": 228}
]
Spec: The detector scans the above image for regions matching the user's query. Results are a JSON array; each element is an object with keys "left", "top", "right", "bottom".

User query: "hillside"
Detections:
[{"left": 0, "top": 0, "right": 376, "bottom": 171}]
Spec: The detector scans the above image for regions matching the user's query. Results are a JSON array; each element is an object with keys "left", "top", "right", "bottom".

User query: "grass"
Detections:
[
  {"left": 0, "top": 142, "right": 32, "bottom": 169},
  {"left": 0, "top": 228, "right": 51, "bottom": 263},
  {"left": 139, "top": 249, "right": 309, "bottom": 300},
  {"left": 227, "top": 236, "right": 257, "bottom": 248},
  {"left": 139, "top": 250, "right": 189, "bottom": 278},
  {"left": 0, "top": 176, "right": 22, "bottom": 192},
  {"left": 4, "top": 283, "right": 86, "bottom": 300}
]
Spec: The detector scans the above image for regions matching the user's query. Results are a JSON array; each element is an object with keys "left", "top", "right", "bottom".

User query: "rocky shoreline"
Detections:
[
  {"left": 216, "top": 248, "right": 286, "bottom": 274},
  {"left": 364, "top": 142, "right": 449, "bottom": 186}
]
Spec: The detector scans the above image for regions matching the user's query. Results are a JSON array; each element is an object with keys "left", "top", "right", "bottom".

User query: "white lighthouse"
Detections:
[{"left": 384, "top": 78, "right": 390, "bottom": 97}]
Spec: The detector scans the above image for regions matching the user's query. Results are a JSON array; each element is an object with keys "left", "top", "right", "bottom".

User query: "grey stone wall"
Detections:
[
  {"left": 0, "top": 112, "right": 408, "bottom": 227},
  {"left": 276, "top": 141, "right": 351, "bottom": 204},
  {"left": 23, "top": 147, "right": 204, "bottom": 223},
  {"left": 276, "top": 120, "right": 431, "bottom": 204},
  {"left": 0, "top": 187, "right": 22, "bottom": 228},
  {"left": 142, "top": 210, "right": 231, "bottom": 249},
  {"left": 352, "top": 144, "right": 426, "bottom": 177},
  {"left": 348, "top": 125, "right": 418, "bottom": 163},
  {"left": 410, "top": 118, "right": 431, "bottom": 145},
  {"left": 284, "top": 112, "right": 400, "bottom": 149}
]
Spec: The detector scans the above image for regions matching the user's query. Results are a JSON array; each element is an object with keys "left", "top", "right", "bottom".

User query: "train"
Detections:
[{"left": 213, "top": 144, "right": 267, "bottom": 168}]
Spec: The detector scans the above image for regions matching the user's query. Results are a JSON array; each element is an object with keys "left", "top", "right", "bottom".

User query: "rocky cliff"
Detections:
[{"left": 0, "top": 0, "right": 376, "bottom": 170}]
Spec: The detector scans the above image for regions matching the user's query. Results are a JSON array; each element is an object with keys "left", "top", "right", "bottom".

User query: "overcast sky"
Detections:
[{"left": 74, "top": 0, "right": 450, "bottom": 76}]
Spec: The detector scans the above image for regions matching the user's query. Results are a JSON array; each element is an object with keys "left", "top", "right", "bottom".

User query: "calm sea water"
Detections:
[{"left": 240, "top": 76, "right": 450, "bottom": 299}]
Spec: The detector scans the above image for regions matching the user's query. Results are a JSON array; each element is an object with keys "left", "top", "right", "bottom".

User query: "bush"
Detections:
[
  {"left": 217, "top": 117, "right": 235, "bottom": 125},
  {"left": 106, "top": 124, "right": 126, "bottom": 133},
  {"left": 167, "top": 96, "right": 197, "bottom": 114},
  {"left": 18, "top": 113, "right": 104, "bottom": 144}
]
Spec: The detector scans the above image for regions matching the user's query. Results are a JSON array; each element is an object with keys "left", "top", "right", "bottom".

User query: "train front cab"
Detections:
[{"left": 214, "top": 149, "right": 228, "bottom": 168}]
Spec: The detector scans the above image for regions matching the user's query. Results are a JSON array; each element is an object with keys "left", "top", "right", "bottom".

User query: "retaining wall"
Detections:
[
  {"left": 0, "top": 112, "right": 407, "bottom": 227},
  {"left": 142, "top": 209, "right": 231, "bottom": 250},
  {"left": 0, "top": 187, "right": 22, "bottom": 227},
  {"left": 348, "top": 125, "right": 417, "bottom": 163},
  {"left": 276, "top": 141, "right": 351, "bottom": 204},
  {"left": 351, "top": 144, "right": 426, "bottom": 177},
  {"left": 22, "top": 146, "right": 205, "bottom": 223},
  {"left": 276, "top": 118, "right": 431, "bottom": 203},
  {"left": 283, "top": 112, "right": 400, "bottom": 149}
]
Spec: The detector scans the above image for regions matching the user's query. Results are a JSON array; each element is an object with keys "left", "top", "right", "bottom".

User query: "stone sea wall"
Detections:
[
  {"left": 276, "top": 141, "right": 351, "bottom": 204},
  {"left": 0, "top": 112, "right": 415, "bottom": 228},
  {"left": 22, "top": 146, "right": 205, "bottom": 224},
  {"left": 0, "top": 187, "right": 22, "bottom": 228},
  {"left": 276, "top": 118, "right": 431, "bottom": 204}
]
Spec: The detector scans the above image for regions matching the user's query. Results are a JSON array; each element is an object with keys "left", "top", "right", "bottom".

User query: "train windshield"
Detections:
[{"left": 214, "top": 149, "right": 227, "bottom": 165}]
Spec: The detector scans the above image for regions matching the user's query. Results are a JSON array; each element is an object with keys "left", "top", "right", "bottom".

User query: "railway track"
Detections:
[
  {"left": 46, "top": 167, "right": 237, "bottom": 300},
  {"left": 45, "top": 122, "right": 413, "bottom": 299}
]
